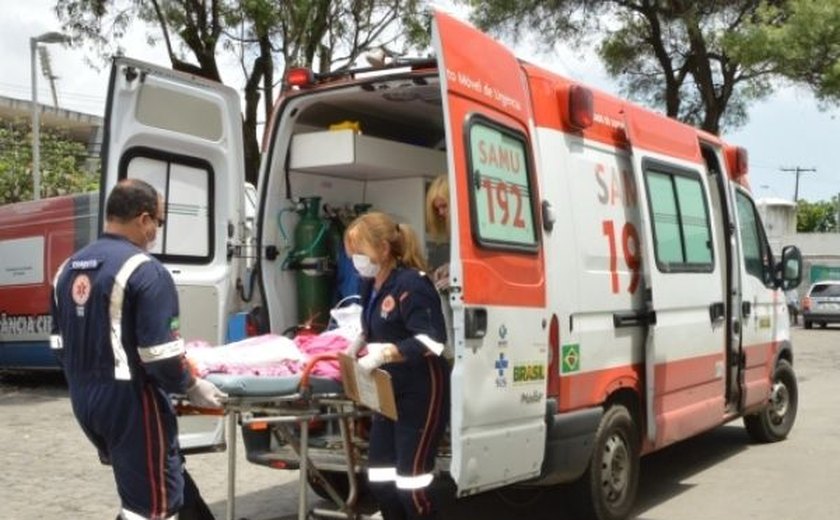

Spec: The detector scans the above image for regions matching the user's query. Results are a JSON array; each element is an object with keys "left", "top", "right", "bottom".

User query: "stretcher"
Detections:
[{"left": 192, "top": 354, "right": 375, "bottom": 520}]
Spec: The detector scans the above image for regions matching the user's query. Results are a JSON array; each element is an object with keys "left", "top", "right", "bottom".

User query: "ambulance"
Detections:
[
  {"left": 99, "top": 9, "right": 803, "bottom": 520},
  {"left": 0, "top": 193, "right": 97, "bottom": 369}
]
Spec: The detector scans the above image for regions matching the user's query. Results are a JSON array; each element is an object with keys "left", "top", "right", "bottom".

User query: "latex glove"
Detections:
[
  {"left": 186, "top": 378, "right": 227, "bottom": 409},
  {"left": 432, "top": 263, "right": 450, "bottom": 290},
  {"left": 358, "top": 342, "right": 392, "bottom": 373},
  {"left": 345, "top": 333, "right": 365, "bottom": 357}
]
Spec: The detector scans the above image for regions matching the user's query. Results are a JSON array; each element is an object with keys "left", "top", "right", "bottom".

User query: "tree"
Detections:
[
  {"left": 467, "top": 1, "right": 795, "bottom": 135},
  {"left": 0, "top": 123, "right": 99, "bottom": 204},
  {"left": 56, "top": 0, "right": 428, "bottom": 184},
  {"left": 729, "top": 0, "right": 840, "bottom": 105},
  {"left": 796, "top": 198, "right": 838, "bottom": 232}
]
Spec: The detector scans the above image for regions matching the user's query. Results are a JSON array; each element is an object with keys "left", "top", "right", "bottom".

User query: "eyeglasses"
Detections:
[{"left": 141, "top": 212, "right": 166, "bottom": 228}]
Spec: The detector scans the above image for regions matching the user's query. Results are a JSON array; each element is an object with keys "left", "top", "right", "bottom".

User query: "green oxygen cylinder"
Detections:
[{"left": 293, "top": 197, "right": 332, "bottom": 330}]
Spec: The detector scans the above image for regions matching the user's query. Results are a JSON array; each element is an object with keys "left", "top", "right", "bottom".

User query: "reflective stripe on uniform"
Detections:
[
  {"left": 120, "top": 507, "right": 177, "bottom": 520},
  {"left": 138, "top": 338, "right": 185, "bottom": 363},
  {"left": 414, "top": 334, "right": 444, "bottom": 356},
  {"left": 49, "top": 334, "right": 63, "bottom": 351},
  {"left": 395, "top": 472, "right": 434, "bottom": 490},
  {"left": 367, "top": 466, "right": 398, "bottom": 482},
  {"left": 110, "top": 253, "right": 150, "bottom": 380},
  {"left": 52, "top": 259, "right": 69, "bottom": 307}
]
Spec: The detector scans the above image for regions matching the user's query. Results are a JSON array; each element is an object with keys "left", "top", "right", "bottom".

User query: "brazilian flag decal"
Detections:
[{"left": 562, "top": 344, "right": 580, "bottom": 373}]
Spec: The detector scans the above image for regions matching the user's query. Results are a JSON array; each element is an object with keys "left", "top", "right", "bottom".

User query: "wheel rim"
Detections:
[
  {"left": 768, "top": 380, "right": 790, "bottom": 426},
  {"left": 600, "top": 432, "right": 630, "bottom": 504}
]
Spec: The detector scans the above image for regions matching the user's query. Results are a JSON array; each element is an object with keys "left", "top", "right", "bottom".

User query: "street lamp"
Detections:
[{"left": 31, "top": 31, "right": 71, "bottom": 200}]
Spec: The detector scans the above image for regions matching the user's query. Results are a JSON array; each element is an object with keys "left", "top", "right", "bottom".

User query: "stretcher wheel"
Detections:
[{"left": 307, "top": 470, "right": 376, "bottom": 512}]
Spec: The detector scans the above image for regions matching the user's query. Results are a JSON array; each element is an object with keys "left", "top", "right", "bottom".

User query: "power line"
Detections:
[{"left": 780, "top": 166, "right": 816, "bottom": 203}]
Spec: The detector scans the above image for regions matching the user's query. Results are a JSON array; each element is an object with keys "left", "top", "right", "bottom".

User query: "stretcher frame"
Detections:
[{"left": 184, "top": 354, "right": 375, "bottom": 520}]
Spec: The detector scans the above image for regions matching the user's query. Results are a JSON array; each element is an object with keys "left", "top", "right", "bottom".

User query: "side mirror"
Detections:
[{"left": 777, "top": 245, "right": 803, "bottom": 290}]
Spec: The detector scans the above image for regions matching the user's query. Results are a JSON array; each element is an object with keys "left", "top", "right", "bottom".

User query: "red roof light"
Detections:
[{"left": 286, "top": 67, "right": 314, "bottom": 88}]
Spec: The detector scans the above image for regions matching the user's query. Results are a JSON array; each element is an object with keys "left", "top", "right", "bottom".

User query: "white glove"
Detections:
[
  {"left": 186, "top": 378, "right": 227, "bottom": 409},
  {"left": 358, "top": 342, "right": 391, "bottom": 373},
  {"left": 345, "top": 333, "right": 366, "bottom": 357}
]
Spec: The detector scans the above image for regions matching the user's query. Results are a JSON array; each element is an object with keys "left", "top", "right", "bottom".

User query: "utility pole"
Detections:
[{"left": 780, "top": 166, "right": 816, "bottom": 203}]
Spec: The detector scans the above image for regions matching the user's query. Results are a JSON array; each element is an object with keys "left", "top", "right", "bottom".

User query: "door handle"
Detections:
[
  {"left": 709, "top": 302, "right": 725, "bottom": 323},
  {"left": 742, "top": 301, "right": 752, "bottom": 318},
  {"left": 613, "top": 310, "right": 657, "bottom": 328}
]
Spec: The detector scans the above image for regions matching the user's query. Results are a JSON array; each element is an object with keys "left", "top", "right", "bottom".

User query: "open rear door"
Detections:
[
  {"left": 433, "top": 11, "right": 547, "bottom": 494},
  {"left": 624, "top": 112, "right": 726, "bottom": 446},
  {"left": 102, "top": 59, "right": 245, "bottom": 452},
  {"left": 101, "top": 58, "right": 246, "bottom": 347}
]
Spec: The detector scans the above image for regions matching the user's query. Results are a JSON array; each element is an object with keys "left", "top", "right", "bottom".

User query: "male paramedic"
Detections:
[{"left": 50, "top": 178, "right": 225, "bottom": 520}]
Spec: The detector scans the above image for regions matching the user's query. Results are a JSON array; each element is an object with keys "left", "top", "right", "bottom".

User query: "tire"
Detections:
[
  {"left": 743, "top": 359, "right": 798, "bottom": 443},
  {"left": 804, "top": 320, "right": 812, "bottom": 329},
  {"left": 571, "top": 404, "right": 640, "bottom": 520},
  {"left": 820, "top": 322, "right": 828, "bottom": 329}
]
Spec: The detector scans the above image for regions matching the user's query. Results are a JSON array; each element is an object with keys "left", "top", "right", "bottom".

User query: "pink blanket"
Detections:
[{"left": 186, "top": 332, "right": 349, "bottom": 380}]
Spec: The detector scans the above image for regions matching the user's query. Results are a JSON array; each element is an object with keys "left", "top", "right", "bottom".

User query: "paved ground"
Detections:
[{"left": 2, "top": 326, "right": 839, "bottom": 519}]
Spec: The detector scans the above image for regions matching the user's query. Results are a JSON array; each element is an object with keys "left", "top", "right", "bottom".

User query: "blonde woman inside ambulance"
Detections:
[
  {"left": 424, "top": 175, "right": 450, "bottom": 290},
  {"left": 344, "top": 211, "right": 450, "bottom": 520}
]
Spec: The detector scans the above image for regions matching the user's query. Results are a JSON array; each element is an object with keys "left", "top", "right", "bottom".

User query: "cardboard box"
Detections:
[{"left": 338, "top": 353, "right": 398, "bottom": 420}]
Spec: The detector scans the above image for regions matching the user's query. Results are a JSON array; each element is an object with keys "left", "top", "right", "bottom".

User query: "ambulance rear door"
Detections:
[
  {"left": 101, "top": 57, "right": 246, "bottom": 348},
  {"left": 433, "top": 10, "right": 547, "bottom": 494},
  {"left": 624, "top": 112, "right": 727, "bottom": 446}
]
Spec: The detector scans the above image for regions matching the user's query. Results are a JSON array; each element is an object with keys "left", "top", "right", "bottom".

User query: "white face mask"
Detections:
[{"left": 352, "top": 254, "right": 380, "bottom": 278}]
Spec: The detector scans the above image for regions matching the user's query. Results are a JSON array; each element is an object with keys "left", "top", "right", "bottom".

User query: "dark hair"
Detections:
[{"left": 105, "top": 178, "right": 159, "bottom": 222}]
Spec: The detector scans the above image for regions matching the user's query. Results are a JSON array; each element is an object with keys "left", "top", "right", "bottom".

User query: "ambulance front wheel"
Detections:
[
  {"left": 571, "top": 403, "right": 640, "bottom": 520},
  {"left": 743, "top": 359, "right": 798, "bottom": 443}
]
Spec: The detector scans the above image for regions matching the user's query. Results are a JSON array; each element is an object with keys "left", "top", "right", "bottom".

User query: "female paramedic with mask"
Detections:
[{"left": 344, "top": 211, "right": 450, "bottom": 520}]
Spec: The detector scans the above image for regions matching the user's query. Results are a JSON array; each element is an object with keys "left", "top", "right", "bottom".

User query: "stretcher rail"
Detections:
[{"left": 180, "top": 353, "right": 377, "bottom": 520}]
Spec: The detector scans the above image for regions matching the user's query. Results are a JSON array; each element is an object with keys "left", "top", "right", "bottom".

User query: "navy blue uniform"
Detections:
[
  {"left": 360, "top": 267, "right": 450, "bottom": 520},
  {"left": 51, "top": 234, "right": 198, "bottom": 519}
]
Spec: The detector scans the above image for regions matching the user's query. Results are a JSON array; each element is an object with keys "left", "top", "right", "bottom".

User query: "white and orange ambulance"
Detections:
[{"left": 99, "top": 9, "right": 803, "bottom": 520}]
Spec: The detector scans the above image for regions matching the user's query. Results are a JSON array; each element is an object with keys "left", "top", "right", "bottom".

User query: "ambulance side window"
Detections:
[
  {"left": 735, "top": 190, "right": 773, "bottom": 286},
  {"left": 121, "top": 148, "right": 214, "bottom": 264},
  {"left": 643, "top": 163, "right": 713, "bottom": 273},
  {"left": 466, "top": 118, "right": 537, "bottom": 251}
]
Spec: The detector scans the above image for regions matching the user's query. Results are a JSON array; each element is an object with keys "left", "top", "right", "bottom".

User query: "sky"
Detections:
[{"left": 2, "top": 0, "right": 838, "bottom": 204}]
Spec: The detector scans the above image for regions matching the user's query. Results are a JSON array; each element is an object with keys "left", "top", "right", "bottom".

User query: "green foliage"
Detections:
[
  {"left": 467, "top": 1, "right": 801, "bottom": 134},
  {"left": 796, "top": 198, "right": 838, "bottom": 232},
  {"left": 0, "top": 123, "right": 98, "bottom": 204},
  {"left": 731, "top": 0, "right": 840, "bottom": 104},
  {"left": 55, "top": 1, "right": 428, "bottom": 184}
]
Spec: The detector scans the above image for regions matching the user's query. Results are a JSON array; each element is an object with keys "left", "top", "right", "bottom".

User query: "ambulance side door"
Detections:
[
  {"left": 433, "top": 11, "right": 547, "bottom": 494},
  {"left": 625, "top": 114, "right": 727, "bottom": 446},
  {"left": 101, "top": 57, "right": 246, "bottom": 347},
  {"left": 732, "top": 187, "right": 779, "bottom": 409}
]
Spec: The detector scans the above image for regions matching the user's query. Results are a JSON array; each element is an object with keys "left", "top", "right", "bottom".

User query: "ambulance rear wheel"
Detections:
[
  {"left": 744, "top": 359, "right": 798, "bottom": 443},
  {"left": 572, "top": 404, "right": 640, "bottom": 520}
]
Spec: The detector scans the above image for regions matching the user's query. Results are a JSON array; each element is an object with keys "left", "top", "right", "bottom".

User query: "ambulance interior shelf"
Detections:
[{"left": 290, "top": 128, "right": 446, "bottom": 180}]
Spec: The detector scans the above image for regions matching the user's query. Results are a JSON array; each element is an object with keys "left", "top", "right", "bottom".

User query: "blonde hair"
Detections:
[
  {"left": 425, "top": 175, "right": 450, "bottom": 243},
  {"left": 344, "top": 212, "right": 428, "bottom": 272}
]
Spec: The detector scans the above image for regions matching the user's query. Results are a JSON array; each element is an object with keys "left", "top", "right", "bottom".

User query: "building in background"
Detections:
[
  {"left": 758, "top": 197, "right": 840, "bottom": 297},
  {"left": 0, "top": 94, "right": 102, "bottom": 172}
]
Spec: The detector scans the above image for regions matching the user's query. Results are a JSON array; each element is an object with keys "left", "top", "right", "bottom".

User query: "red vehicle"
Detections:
[{"left": 0, "top": 193, "right": 98, "bottom": 369}]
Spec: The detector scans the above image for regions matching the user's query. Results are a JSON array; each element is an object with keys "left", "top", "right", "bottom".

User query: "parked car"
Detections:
[{"left": 802, "top": 281, "right": 840, "bottom": 329}]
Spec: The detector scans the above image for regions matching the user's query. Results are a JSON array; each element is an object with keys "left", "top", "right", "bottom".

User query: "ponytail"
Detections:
[{"left": 395, "top": 223, "right": 428, "bottom": 272}]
